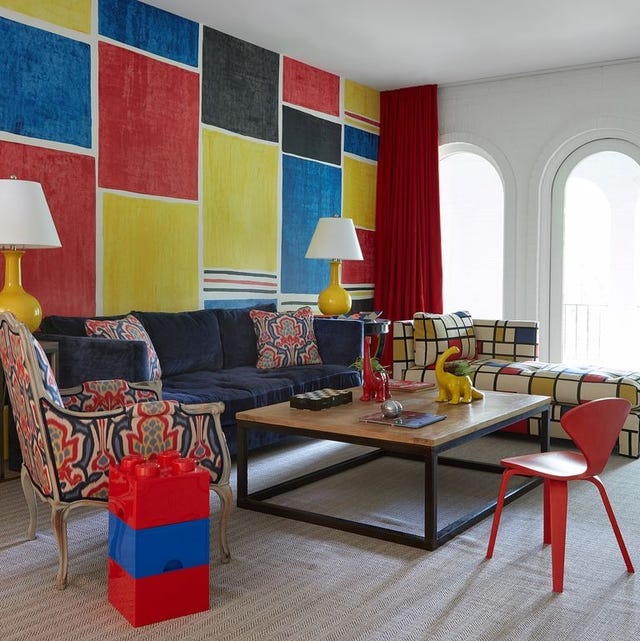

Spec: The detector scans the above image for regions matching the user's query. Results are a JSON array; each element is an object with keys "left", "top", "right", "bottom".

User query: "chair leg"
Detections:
[
  {"left": 542, "top": 479, "right": 551, "bottom": 545},
  {"left": 486, "top": 469, "right": 516, "bottom": 559},
  {"left": 20, "top": 465, "right": 37, "bottom": 540},
  {"left": 51, "top": 504, "right": 70, "bottom": 590},
  {"left": 587, "top": 476, "right": 635, "bottom": 574},
  {"left": 212, "top": 482, "right": 233, "bottom": 563},
  {"left": 548, "top": 479, "right": 568, "bottom": 593}
]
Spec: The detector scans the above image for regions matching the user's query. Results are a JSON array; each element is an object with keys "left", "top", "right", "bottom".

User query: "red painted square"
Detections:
[
  {"left": 343, "top": 228, "right": 375, "bottom": 285},
  {"left": 99, "top": 42, "right": 199, "bottom": 199},
  {"left": 283, "top": 57, "right": 340, "bottom": 116},
  {"left": 0, "top": 141, "right": 96, "bottom": 317}
]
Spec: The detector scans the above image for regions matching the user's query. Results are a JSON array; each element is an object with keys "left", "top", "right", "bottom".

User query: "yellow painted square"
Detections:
[
  {"left": 0, "top": 0, "right": 92, "bottom": 33},
  {"left": 102, "top": 193, "right": 199, "bottom": 314},
  {"left": 343, "top": 156, "right": 376, "bottom": 230},
  {"left": 344, "top": 80, "right": 380, "bottom": 124},
  {"left": 202, "top": 129, "right": 278, "bottom": 271}
]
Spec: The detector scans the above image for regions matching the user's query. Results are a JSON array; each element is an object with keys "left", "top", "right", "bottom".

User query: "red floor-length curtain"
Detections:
[{"left": 374, "top": 84, "right": 443, "bottom": 367}]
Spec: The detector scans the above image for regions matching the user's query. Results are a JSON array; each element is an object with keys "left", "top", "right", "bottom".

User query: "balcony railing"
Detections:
[{"left": 562, "top": 303, "right": 639, "bottom": 369}]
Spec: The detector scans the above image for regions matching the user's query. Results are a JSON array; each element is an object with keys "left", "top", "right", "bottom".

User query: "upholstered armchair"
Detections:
[{"left": 0, "top": 312, "right": 232, "bottom": 589}]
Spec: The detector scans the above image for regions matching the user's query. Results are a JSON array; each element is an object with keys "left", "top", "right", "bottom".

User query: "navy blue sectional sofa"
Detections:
[{"left": 37, "top": 305, "right": 363, "bottom": 455}]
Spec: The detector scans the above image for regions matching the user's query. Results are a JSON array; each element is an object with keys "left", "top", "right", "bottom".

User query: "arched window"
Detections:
[
  {"left": 549, "top": 141, "right": 640, "bottom": 367},
  {"left": 439, "top": 148, "right": 504, "bottom": 317}
]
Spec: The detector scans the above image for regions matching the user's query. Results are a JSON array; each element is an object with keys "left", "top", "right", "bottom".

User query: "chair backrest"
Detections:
[
  {"left": 560, "top": 397, "right": 631, "bottom": 475},
  {"left": 0, "top": 312, "right": 59, "bottom": 499}
]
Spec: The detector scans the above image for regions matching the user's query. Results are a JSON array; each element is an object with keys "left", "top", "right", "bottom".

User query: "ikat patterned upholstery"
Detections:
[
  {"left": 30, "top": 334, "right": 63, "bottom": 406},
  {"left": 0, "top": 311, "right": 233, "bottom": 588},
  {"left": 61, "top": 378, "right": 160, "bottom": 412},
  {"left": 412, "top": 311, "right": 476, "bottom": 367},
  {"left": 85, "top": 314, "right": 162, "bottom": 381},
  {"left": 250, "top": 306, "right": 322, "bottom": 369}
]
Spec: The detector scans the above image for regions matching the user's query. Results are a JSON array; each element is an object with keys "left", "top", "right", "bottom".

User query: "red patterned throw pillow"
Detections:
[
  {"left": 250, "top": 306, "right": 322, "bottom": 369},
  {"left": 85, "top": 314, "right": 162, "bottom": 381}
]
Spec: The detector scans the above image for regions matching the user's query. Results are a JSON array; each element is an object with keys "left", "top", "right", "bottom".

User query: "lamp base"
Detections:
[
  {"left": 317, "top": 260, "right": 352, "bottom": 316},
  {"left": 0, "top": 250, "right": 43, "bottom": 332}
]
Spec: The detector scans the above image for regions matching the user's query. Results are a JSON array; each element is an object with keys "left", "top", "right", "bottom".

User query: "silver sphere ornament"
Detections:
[{"left": 381, "top": 399, "right": 403, "bottom": 418}]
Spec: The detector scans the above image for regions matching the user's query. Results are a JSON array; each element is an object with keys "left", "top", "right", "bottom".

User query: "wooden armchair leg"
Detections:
[
  {"left": 212, "top": 483, "right": 233, "bottom": 563},
  {"left": 21, "top": 466, "right": 38, "bottom": 541},
  {"left": 51, "top": 505, "right": 70, "bottom": 590}
]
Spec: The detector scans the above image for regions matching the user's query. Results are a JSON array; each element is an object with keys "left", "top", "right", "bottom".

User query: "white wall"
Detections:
[{"left": 438, "top": 58, "right": 640, "bottom": 355}]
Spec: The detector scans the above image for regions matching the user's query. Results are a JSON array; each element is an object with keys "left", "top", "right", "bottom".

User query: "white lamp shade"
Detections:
[
  {"left": 0, "top": 179, "right": 61, "bottom": 248},
  {"left": 305, "top": 216, "right": 364, "bottom": 261}
]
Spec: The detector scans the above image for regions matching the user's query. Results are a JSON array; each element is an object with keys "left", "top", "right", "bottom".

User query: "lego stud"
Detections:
[
  {"left": 171, "top": 458, "right": 196, "bottom": 474},
  {"left": 157, "top": 450, "right": 180, "bottom": 468},
  {"left": 120, "top": 454, "right": 145, "bottom": 473},
  {"left": 134, "top": 462, "right": 160, "bottom": 478}
]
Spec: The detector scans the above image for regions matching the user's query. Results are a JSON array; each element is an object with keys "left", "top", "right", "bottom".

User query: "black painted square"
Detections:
[
  {"left": 202, "top": 27, "right": 279, "bottom": 142},
  {"left": 282, "top": 106, "right": 342, "bottom": 166}
]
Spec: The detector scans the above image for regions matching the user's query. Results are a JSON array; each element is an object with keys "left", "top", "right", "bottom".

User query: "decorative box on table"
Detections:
[
  {"left": 107, "top": 451, "right": 210, "bottom": 627},
  {"left": 289, "top": 388, "right": 353, "bottom": 410}
]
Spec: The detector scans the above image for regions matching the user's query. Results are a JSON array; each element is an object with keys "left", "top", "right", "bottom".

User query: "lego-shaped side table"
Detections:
[{"left": 108, "top": 451, "right": 210, "bottom": 627}]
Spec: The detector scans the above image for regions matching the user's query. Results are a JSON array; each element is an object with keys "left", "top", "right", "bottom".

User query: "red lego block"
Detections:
[
  {"left": 108, "top": 558, "right": 209, "bottom": 627},
  {"left": 108, "top": 451, "right": 210, "bottom": 529}
]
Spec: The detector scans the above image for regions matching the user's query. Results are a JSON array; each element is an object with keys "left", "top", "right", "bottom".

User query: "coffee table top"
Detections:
[{"left": 235, "top": 388, "right": 550, "bottom": 450}]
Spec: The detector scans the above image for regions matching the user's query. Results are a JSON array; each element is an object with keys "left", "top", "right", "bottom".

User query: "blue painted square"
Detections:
[
  {"left": 344, "top": 125, "right": 378, "bottom": 161},
  {"left": 108, "top": 513, "right": 209, "bottom": 579},
  {"left": 99, "top": 0, "right": 199, "bottom": 67},
  {"left": 281, "top": 155, "right": 342, "bottom": 294},
  {"left": 0, "top": 17, "right": 91, "bottom": 148}
]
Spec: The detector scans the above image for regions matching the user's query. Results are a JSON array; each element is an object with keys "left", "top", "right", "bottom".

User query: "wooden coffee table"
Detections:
[{"left": 236, "top": 389, "right": 550, "bottom": 550}]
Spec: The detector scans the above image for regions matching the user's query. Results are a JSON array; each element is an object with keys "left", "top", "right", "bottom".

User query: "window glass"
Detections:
[
  {"left": 439, "top": 151, "right": 504, "bottom": 318},
  {"left": 561, "top": 151, "right": 640, "bottom": 367}
]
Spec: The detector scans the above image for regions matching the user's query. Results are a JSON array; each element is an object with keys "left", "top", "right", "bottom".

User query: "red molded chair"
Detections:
[{"left": 486, "top": 397, "right": 634, "bottom": 592}]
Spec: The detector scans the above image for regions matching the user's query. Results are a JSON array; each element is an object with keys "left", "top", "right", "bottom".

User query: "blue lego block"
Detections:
[{"left": 108, "top": 513, "right": 209, "bottom": 579}]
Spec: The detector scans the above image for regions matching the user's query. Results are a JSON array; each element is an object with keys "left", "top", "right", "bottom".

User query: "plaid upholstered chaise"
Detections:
[
  {"left": 393, "top": 312, "right": 640, "bottom": 458},
  {"left": 0, "top": 312, "right": 232, "bottom": 589}
]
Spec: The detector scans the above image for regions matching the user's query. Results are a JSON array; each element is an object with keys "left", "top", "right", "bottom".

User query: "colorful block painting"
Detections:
[
  {"left": 343, "top": 228, "right": 375, "bottom": 285},
  {"left": 0, "top": 17, "right": 91, "bottom": 147},
  {"left": 202, "top": 129, "right": 278, "bottom": 273},
  {"left": 102, "top": 193, "right": 198, "bottom": 314},
  {"left": 343, "top": 157, "right": 376, "bottom": 230},
  {"left": 344, "top": 125, "right": 379, "bottom": 162},
  {"left": 283, "top": 58, "right": 340, "bottom": 116},
  {"left": 98, "top": 42, "right": 199, "bottom": 200},
  {"left": 281, "top": 155, "right": 342, "bottom": 294},
  {"left": 202, "top": 27, "right": 279, "bottom": 142},
  {"left": 344, "top": 80, "right": 380, "bottom": 133},
  {"left": 0, "top": 0, "right": 91, "bottom": 33},
  {"left": 0, "top": 141, "right": 95, "bottom": 316},
  {"left": 99, "top": 0, "right": 199, "bottom": 67},
  {"left": 282, "top": 106, "right": 342, "bottom": 166}
]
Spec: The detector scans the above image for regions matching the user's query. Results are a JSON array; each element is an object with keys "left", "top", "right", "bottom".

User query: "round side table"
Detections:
[{"left": 363, "top": 319, "right": 390, "bottom": 360}]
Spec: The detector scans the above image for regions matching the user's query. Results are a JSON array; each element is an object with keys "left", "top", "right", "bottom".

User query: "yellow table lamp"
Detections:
[
  {"left": 0, "top": 177, "right": 61, "bottom": 331},
  {"left": 305, "top": 216, "right": 363, "bottom": 315}
]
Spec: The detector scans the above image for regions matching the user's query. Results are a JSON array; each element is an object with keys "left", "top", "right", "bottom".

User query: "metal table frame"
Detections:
[{"left": 237, "top": 403, "right": 550, "bottom": 550}]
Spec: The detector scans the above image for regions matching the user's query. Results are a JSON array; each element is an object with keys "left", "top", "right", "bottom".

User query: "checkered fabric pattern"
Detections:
[
  {"left": 472, "top": 360, "right": 640, "bottom": 408},
  {"left": 412, "top": 311, "right": 476, "bottom": 367},
  {"left": 474, "top": 319, "right": 539, "bottom": 361},
  {"left": 392, "top": 316, "right": 640, "bottom": 458}
]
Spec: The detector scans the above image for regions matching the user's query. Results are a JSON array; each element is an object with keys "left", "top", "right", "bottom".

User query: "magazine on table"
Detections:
[
  {"left": 388, "top": 379, "right": 436, "bottom": 392},
  {"left": 359, "top": 410, "right": 446, "bottom": 429}
]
